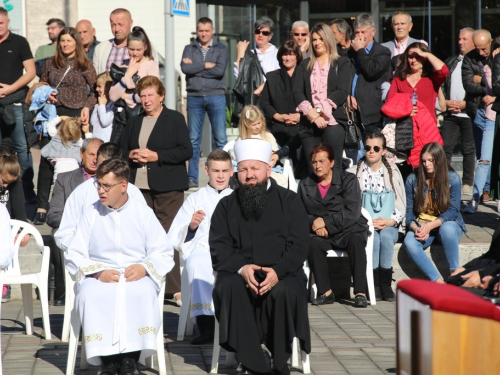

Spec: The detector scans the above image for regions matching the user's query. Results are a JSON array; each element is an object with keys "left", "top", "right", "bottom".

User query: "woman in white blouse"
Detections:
[
  {"left": 234, "top": 16, "right": 280, "bottom": 95},
  {"left": 348, "top": 132, "right": 406, "bottom": 301}
]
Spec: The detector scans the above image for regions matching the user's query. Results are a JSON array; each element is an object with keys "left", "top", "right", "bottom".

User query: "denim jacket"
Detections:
[{"left": 405, "top": 170, "right": 466, "bottom": 233}]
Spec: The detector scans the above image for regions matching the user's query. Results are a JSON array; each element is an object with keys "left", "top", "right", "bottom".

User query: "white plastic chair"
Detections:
[
  {"left": 306, "top": 207, "right": 377, "bottom": 306},
  {"left": 176, "top": 257, "right": 194, "bottom": 341},
  {"left": 61, "top": 267, "right": 74, "bottom": 342},
  {"left": 65, "top": 277, "right": 168, "bottom": 375},
  {"left": 223, "top": 140, "right": 298, "bottom": 191},
  {"left": 6, "top": 220, "right": 51, "bottom": 340}
]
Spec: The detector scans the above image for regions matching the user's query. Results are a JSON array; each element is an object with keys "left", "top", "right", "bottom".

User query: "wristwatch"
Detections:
[{"left": 315, "top": 107, "right": 323, "bottom": 115}]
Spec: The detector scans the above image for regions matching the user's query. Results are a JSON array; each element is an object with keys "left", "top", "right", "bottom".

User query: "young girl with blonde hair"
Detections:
[
  {"left": 234, "top": 105, "right": 288, "bottom": 187},
  {"left": 41, "top": 117, "right": 83, "bottom": 182}
]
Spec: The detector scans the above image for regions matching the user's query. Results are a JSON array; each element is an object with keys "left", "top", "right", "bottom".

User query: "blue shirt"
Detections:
[{"left": 352, "top": 41, "right": 374, "bottom": 97}]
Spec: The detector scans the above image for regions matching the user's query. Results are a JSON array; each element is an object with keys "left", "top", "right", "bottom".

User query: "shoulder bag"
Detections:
[{"left": 362, "top": 190, "right": 395, "bottom": 219}]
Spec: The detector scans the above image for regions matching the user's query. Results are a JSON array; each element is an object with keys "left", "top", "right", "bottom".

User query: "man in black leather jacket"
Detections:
[
  {"left": 462, "top": 32, "right": 488, "bottom": 119},
  {"left": 441, "top": 27, "right": 476, "bottom": 194}
]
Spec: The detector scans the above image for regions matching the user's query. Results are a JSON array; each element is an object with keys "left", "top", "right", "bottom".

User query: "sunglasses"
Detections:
[
  {"left": 408, "top": 54, "right": 420, "bottom": 60},
  {"left": 293, "top": 33, "right": 307, "bottom": 37},
  {"left": 255, "top": 29, "right": 272, "bottom": 36},
  {"left": 364, "top": 145, "right": 381, "bottom": 153}
]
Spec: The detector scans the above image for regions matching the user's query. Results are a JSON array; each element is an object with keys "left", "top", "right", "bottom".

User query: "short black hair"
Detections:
[
  {"left": 197, "top": 17, "right": 213, "bottom": 26},
  {"left": 206, "top": 149, "right": 231, "bottom": 167},
  {"left": 47, "top": 18, "right": 65, "bottom": 28},
  {"left": 97, "top": 142, "right": 122, "bottom": 160}
]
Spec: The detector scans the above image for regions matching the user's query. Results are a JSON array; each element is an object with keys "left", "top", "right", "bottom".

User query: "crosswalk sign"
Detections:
[{"left": 172, "top": 0, "right": 190, "bottom": 17}]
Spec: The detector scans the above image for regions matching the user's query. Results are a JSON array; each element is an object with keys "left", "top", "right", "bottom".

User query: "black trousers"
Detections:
[
  {"left": 301, "top": 124, "right": 345, "bottom": 174},
  {"left": 213, "top": 271, "right": 310, "bottom": 374},
  {"left": 440, "top": 115, "right": 475, "bottom": 186},
  {"left": 36, "top": 106, "right": 82, "bottom": 211},
  {"left": 308, "top": 232, "right": 368, "bottom": 295},
  {"left": 50, "top": 230, "right": 65, "bottom": 299}
]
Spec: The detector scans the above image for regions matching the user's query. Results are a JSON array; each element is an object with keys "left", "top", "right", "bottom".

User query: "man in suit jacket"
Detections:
[
  {"left": 350, "top": 13, "right": 391, "bottom": 133},
  {"left": 381, "top": 11, "right": 424, "bottom": 59},
  {"left": 46, "top": 138, "right": 103, "bottom": 306}
]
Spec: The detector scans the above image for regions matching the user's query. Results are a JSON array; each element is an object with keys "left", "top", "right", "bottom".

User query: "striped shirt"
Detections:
[{"left": 198, "top": 40, "right": 212, "bottom": 61}]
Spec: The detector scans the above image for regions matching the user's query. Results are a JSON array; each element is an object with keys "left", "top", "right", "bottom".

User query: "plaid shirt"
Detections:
[{"left": 105, "top": 40, "right": 130, "bottom": 71}]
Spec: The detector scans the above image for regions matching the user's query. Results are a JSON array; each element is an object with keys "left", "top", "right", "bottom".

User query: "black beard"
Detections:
[{"left": 236, "top": 181, "right": 268, "bottom": 221}]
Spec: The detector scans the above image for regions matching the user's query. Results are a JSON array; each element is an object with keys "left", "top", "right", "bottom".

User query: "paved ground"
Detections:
[{"left": 1, "top": 297, "right": 397, "bottom": 375}]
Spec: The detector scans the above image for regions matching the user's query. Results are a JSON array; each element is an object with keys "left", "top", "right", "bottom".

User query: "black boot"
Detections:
[
  {"left": 373, "top": 268, "right": 382, "bottom": 301},
  {"left": 191, "top": 315, "right": 215, "bottom": 345},
  {"left": 380, "top": 267, "right": 395, "bottom": 301}
]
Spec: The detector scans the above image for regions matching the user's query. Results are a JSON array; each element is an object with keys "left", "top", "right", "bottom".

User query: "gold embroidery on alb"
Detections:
[
  {"left": 138, "top": 326, "right": 156, "bottom": 335},
  {"left": 84, "top": 333, "right": 103, "bottom": 343},
  {"left": 78, "top": 264, "right": 106, "bottom": 281},
  {"left": 142, "top": 261, "right": 162, "bottom": 281},
  {"left": 190, "top": 303, "right": 213, "bottom": 311}
]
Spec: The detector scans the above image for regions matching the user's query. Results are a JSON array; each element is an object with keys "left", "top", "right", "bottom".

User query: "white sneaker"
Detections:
[
  {"left": 462, "top": 185, "right": 473, "bottom": 195},
  {"left": 462, "top": 200, "right": 478, "bottom": 214}
]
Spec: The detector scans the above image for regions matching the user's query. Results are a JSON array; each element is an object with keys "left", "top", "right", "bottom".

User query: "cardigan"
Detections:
[{"left": 120, "top": 105, "right": 193, "bottom": 192}]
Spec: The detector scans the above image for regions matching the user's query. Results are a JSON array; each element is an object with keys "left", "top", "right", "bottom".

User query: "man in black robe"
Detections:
[{"left": 209, "top": 139, "right": 311, "bottom": 375}]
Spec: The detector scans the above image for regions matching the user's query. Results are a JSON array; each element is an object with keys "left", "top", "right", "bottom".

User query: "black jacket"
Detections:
[
  {"left": 462, "top": 49, "right": 486, "bottom": 117},
  {"left": 231, "top": 50, "right": 265, "bottom": 127},
  {"left": 352, "top": 42, "right": 391, "bottom": 126},
  {"left": 293, "top": 56, "right": 352, "bottom": 138},
  {"left": 441, "top": 55, "right": 468, "bottom": 115},
  {"left": 298, "top": 170, "right": 369, "bottom": 248},
  {"left": 120, "top": 106, "right": 193, "bottom": 192},
  {"left": 491, "top": 54, "right": 500, "bottom": 111}
]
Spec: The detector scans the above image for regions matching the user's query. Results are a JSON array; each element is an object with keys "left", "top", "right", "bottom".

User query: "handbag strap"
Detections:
[{"left": 55, "top": 65, "right": 71, "bottom": 90}]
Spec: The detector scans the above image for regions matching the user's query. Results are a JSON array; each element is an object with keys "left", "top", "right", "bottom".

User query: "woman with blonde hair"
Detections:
[{"left": 294, "top": 23, "right": 353, "bottom": 173}]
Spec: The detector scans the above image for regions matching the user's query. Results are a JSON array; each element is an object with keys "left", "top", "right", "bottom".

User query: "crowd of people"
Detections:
[{"left": 1, "top": 5, "right": 500, "bottom": 375}]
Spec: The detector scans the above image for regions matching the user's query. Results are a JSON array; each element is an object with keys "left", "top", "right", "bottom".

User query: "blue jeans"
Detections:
[
  {"left": 372, "top": 226, "right": 399, "bottom": 269},
  {"left": 0, "top": 103, "right": 33, "bottom": 184},
  {"left": 403, "top": 221, "right": 462, "bottom": 281},
  {"left": 187, "top": 95, "right": 227, "bottom": 183},
  {"left": 472, "top": 109, "right": 494, "bottom": 200}
]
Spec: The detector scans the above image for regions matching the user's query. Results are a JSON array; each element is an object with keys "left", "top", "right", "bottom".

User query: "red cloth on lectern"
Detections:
[{"left": 397, "top": 279, "right": 500, "bottom": 322}]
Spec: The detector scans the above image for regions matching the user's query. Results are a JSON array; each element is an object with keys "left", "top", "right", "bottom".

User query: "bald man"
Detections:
[
  {"left": 76, "top": 19, "right": 100, "bottom": 61},
  {"left": 93, "top": 8, "right": 133, "bottom": 74}
]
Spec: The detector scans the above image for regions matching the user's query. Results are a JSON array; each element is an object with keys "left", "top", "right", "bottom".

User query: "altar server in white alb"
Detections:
[
  {"left": 54, "top": 142, "right": 145, "bottom": 252},
  {"left": 65, "top": 158, "right": 174, "bottom": 375},
  {"left": 169, "top": 149, "right": 233, "bottom": 345}
]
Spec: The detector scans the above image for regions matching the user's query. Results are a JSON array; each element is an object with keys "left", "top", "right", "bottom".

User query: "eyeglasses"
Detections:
[
  {"left": 94, "top": 180, "right": 122, "bottom": 192},
  {"left": 408, "top": 54, "right": 420, "bottom": 60},
  {"left": 255, "top": 29, "right": 272, "bottom": 36},
  {"left": 364, "top": 145, "right": 381, "bottom": 153},
  {"left": 293, "top": 33, "right": 308, "bottom": 37}
]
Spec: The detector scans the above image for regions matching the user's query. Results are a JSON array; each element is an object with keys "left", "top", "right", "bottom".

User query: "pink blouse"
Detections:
[
  {"left": 483, "top": 65, "right": 496, "bottom": 121},
  {"left": 296, "top": 60, "right": 338, "bottom": 125}
]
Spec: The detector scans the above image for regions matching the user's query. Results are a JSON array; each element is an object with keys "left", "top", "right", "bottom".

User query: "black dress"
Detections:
[{"left": 209, "top": 180, "right": 311, "bottom": 374}]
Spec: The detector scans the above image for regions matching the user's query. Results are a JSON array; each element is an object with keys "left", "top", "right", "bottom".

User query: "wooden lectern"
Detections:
[{"left": 397, "top": 279, "right": 500, "bottom": 375}]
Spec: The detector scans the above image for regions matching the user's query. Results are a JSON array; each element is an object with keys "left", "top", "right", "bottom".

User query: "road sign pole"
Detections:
[{"left": 164, "top": 0, "right": 176, "bottom": 110}]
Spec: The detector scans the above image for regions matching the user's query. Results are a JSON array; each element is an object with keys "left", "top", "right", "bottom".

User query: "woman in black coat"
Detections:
[
  {"left": 293, "top": 23, "right": 353, "bottom": 173},
  {"left": 120, "top": 75, "right": 193, "bottom": 303},
  {"left": 298, "top": 143, "right": 369, "bottom": 308}
]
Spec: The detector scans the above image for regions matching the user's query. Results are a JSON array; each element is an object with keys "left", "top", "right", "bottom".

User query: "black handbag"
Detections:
[
  {"left": 343, "top": 97, "right": 362, "bottom": 149},
  {"left": 109, "top": 63, "right": 140, "bottom": 86}
]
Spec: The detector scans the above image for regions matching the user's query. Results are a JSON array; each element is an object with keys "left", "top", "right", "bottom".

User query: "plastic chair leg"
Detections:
[
  {"left": 210, "top": 319, "right": 221, "bottom": 374},
  {"left": 302, "top": 350, "right": 311, "bottom": 374},
  {"left": 21, "top": 284, "right": 33, "bottom": 336},
  {"left": 292, "top": 337, "right": 299, "bottom": 366},
  {"left": 61, "top": 270, "right": 74, "bottom": 342},
  {"left": 156, "top": 321, "right": 167, "bottom": 375},
  {"left": 37, "top": 276, "right": 52, "bottom": 340},
  {"left": 66, "top": 312, "right": 81, "bottom": 375}
]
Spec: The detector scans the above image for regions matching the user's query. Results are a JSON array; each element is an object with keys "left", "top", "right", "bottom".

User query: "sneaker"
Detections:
[
  {"left": 462, "top": 185, "right": 473, "bottom": 195},
  {"left": 188, "top": 178, "right": 198, "bottom": 189},
  {"left": 481, "top": 191, "right": 492, "bottom": 202},
  {"left": 2, "top": 285, "right": 11, "bottom": 303},
  {"left": 462, "top": 200, "right": 478, "bottom": 214}
]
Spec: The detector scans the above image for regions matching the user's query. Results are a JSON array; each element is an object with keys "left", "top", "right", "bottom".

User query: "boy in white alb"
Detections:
[
  {"left": 169, "top": 150, "right": 233, "bottom": 344},
  {"left": 65, "top": 158, "right": 174, "bottom": 375}
]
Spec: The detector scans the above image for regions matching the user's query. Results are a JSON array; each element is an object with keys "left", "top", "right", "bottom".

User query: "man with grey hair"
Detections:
[
  {"left": 329, "top": 18, "right": 353, "bottom": 57},
  {"left": 350, "top": 13, "right": 391, "bottom": 133},
  {"left": 290, "top": 20, "right": 310, "bottom": 58},
  {"left": 441, "top": 27, "right": 476, "bottom": 196},
  {"left": 76, "top": 19, "right": 100, "bottom": 61},
  {"left": 47, "top": 137, "right": 104, "bottom": 306},
  {"left": 381, "top": 11, "right": 424, "bottom": 58}
]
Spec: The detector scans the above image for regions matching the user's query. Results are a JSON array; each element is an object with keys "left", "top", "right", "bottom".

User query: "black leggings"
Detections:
[{"left": 301, "top": 124, "right": 345, "bottom": 174}]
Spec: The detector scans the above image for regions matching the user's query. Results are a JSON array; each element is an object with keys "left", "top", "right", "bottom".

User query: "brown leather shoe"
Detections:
[{"left": 481, "top": 191, "right": 492, "bottom": 202}]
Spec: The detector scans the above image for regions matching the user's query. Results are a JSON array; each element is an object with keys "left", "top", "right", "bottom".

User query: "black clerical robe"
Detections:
[{"left": 210, "top": 179, "right": 311, "bottom": 374}]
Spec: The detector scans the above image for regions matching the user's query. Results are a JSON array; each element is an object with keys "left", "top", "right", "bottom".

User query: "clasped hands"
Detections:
[
  {"left": 240, "top": 264, "right": 278, "bottom": 296},
  {"left": 274, "top": 113, "right": 300, "bottom": 126},
  {"left": 373, "top": 218, "right": 396, "bottom": 231},
  {"left": 98, "top": 264, "right": 147, "bottom": 283},
  {"left": 412, "top": 221, "right": 432, "bottom": 241},
  {"left": 129, "top": 148, "right": 158, "bottom": 165},
  {"left": 312, "top": 217, "right": 328, "bottom": 237}
]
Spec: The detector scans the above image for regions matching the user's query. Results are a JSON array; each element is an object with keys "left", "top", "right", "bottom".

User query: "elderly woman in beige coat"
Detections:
[{"left": 348, "top": 132, "right": 406, "bottom": 302}]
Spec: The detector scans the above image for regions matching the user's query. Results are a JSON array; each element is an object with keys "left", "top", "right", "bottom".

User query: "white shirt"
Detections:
[
  {"left": 233, "top": 44, "right": 280, "bottom": 79},
  {"left": 449, "top": 56, "right": 468, "bottom": 118},
  {"left": 169, "top": 184, "right": 233, "bottom": 260},
  {"left": 66, "top": 197, "right": 174, "bottom": 289},
  {"left": 55, "top": 177, "right": 146, "bottom": 252},
  {"left": 0, "top": 204, "right": 14, "bottom": 269},
  {"left": 90, "top": 102, "right": 116, "bottom": 142}
]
